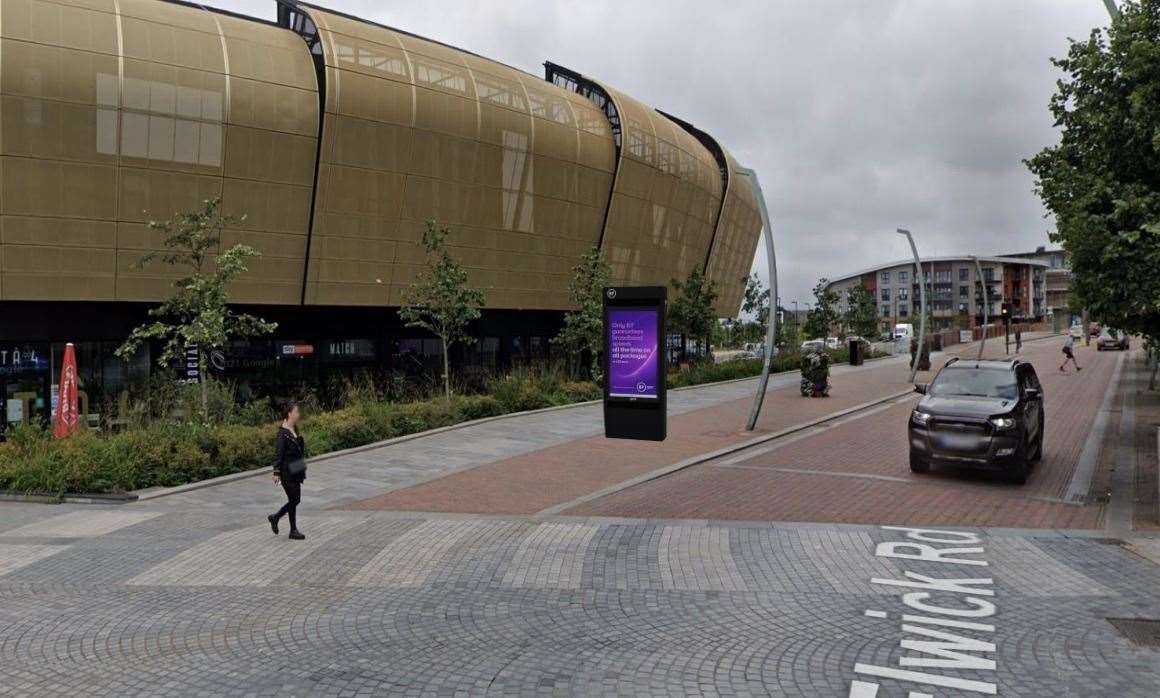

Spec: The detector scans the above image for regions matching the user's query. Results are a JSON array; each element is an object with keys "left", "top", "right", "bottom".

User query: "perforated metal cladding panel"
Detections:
[
  {"left": 589, "top": 81, "right": 724, "bottom": 294},
  {"left": 705, "top": 151, "right": 762, "bottom": 315},
  {"left": 0, "top": 0, "right": 319, "bottom": 304},
  {"left": 301, "top": 7, "right": 616, "bottom": 310}
]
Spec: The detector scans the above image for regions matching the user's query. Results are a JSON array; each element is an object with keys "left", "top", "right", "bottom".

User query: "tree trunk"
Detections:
[{"left": 441, "top": 336, "right": 451, "bottom": 400}]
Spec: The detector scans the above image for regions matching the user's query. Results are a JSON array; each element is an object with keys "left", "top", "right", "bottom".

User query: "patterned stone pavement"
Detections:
[{"left": 1, "top": 505, "right": 1159, "bottom": 696}]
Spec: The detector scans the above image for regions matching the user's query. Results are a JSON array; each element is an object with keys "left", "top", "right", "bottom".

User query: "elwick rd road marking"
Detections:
[{"left": 849, "top": 526, "right": 998, "bottom": 696}]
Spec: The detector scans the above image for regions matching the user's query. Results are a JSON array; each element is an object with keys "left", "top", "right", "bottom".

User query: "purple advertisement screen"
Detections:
[{"left": 607, "top": 308, "right": 660, "bottom": 399}]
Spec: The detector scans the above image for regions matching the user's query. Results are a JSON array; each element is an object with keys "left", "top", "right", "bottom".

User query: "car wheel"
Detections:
[
  {"left": 1007, "top": 438, "right": 1030, "bottom": 485},
  {"left": 909, "top": 450, "right": 929, "bottom": 474}
]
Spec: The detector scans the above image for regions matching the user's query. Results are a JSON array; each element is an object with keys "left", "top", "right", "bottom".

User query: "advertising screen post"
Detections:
[{"left": 603, "top": 286, "right": 667, "bottom": 441}]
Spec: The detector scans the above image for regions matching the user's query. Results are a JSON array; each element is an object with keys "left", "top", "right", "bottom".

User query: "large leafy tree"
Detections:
[
  {"left": 553, "top": 246, "right": 611, "bottom": 380},
  {"left": 669, "top": 268, "right": 720, "bottom": 363},
  {"left": 802, "top": 278, "right": 840, "bottom": 340},
  {"left": 844, "top": 284, "right": 879, "bottom": 339},
  {"left": 116, "top": 198, "right": 276, "bottom": 419},
  {"left": 400, "top": 220, "right": 486, "bottom": 399},
  {"left": 1026, "top": 0, "right": 1160, "bottom": 383}
]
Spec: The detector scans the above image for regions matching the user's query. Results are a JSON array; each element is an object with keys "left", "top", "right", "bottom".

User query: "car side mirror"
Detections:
[
  {"left": 1024, "top": 388, "right": 1040, "bottom": 401},
  {"left": 914, "top": 383, "right": 928, "bottom": 395}
]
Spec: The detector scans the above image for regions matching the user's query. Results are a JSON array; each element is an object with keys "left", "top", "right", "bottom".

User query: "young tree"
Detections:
[
  {"left": 741, "top": 273, "right": 770, "bottom": 334},
  {"left": 116, "top": 198, "right": 276, "bottom": 419},
  {"left": 553, "top": 246, "right": 611, "bottom": 380},
  {"left": 400, "top": 220, "right": 486, "bottom": 400},
  {"left": 844, "top": 284, "right": 879, "bottom": 339},
  {"left": 802, "top": 278, "right": 840, "bottom": 340},
  {"left": 669, "top": 268, "right": 720, "bottom": 363},
  {"left": 1026, "top": 1, "right": 1160, "bottom": 385}
]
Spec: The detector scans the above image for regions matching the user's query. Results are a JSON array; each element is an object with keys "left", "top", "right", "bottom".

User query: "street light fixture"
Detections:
[{"left": 897, "top": 229, "right": 925, "bottom": 384}]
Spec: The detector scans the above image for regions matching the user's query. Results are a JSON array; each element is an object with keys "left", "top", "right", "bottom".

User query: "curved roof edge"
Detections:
[{"left": 826, "top": 256, "right": 1051, "bottom": 286}]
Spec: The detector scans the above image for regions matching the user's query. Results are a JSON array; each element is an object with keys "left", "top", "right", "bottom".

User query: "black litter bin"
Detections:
[{"left": 849, "top": 339, "right": 863, "bottom": 366}]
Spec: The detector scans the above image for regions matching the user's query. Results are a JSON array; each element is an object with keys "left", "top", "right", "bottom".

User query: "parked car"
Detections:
[
  {"left": 800, "top": 339, "right": 826, "bottom": 354},
  {"left": 908, "top": 358, "right": 1044, "bottom": 485},
  {"left": 1069, "top": 324, "right": 1083, "bottom": 339},
  {"left": 1096, "top": 329, "right": 1129, "bottom": 351}
]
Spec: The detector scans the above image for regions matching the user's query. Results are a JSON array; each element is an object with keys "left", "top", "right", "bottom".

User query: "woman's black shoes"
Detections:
[
  {"left": 288, "top": 530, "right": 305, "bottom": 541},
  {"left": 267, "top": 514, "right": 279, "bottom": 535}
]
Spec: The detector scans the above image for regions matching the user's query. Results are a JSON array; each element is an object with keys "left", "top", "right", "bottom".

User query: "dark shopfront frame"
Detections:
[{"left": 0, "top": 301, "right": 565, "bottom": 433}]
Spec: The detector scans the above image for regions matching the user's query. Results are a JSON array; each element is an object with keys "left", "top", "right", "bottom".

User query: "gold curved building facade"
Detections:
[{"left": 0, "top": 0, "right": 761, "bottom": 315}]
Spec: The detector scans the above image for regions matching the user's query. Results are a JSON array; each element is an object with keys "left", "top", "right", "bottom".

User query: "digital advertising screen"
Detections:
[{"left": 607, "top": 307, "right": 660, "bottom": 399}]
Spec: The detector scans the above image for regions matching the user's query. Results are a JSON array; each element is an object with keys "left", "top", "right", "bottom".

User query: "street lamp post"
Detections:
[
  {"left": 897, "top": 229, "right": 926, "bottom": 384},
  {"left": 971, "top": 256, "right": 988, "bottom": 361}
]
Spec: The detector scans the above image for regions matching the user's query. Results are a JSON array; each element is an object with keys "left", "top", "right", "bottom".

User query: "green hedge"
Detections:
[{"left": 0, "top": 347, "right": 881, "bottom": 496}]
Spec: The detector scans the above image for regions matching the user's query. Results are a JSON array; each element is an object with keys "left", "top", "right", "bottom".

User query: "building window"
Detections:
[
  {"left": 959, "top": 267, "right": 969, "bottom": 281},
  {"left": 880, "top": 271, "right": 891, "bottom": 284},
  {"left": 880, "top": 288, "right": 890, "bottom": 301},
  {"left": 898, "top": 271, "right": 908, "bottom": 284}
]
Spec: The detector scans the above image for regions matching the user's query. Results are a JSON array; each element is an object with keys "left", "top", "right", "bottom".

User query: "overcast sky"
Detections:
[{"left": 206, "top": 0, "right": 1110, "bottom": 308}]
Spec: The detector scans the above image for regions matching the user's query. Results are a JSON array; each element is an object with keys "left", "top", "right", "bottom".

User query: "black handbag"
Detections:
[{"left": 286, "top": 457, "right": 307, "bottom": 478}]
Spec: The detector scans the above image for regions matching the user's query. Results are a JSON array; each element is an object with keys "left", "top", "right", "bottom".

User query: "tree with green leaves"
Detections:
[
  {"left": 802, "top": 278, "right": 840, "bottom": 340},
  {"left": 844, "top": 284, "right": 879, "bottom": 339},
  {"left": 741, "top": 273, "right": 770, "bottom": 333},
  {"left": 116, "top": 197, "right": 276, "bottom": 419},
  {"left": 669, "top": 268, "right": 720, "bottom": 363},
  {"left": 553, "top": 246, "right": 611, "bottom": 380},
  {"left": 1026, "top": 0, "right": 1160, "bottom": 387},
  {"left": 400, "top": 220, "right": 486, "bottom": 400}
]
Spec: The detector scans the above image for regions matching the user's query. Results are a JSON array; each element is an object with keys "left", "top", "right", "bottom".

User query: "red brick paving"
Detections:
[
  {"left": 569, "top": 338, "right": 1117, "bottom": 529},
  {"left": 347, "top": 357, "right": 932, "bottom": 515}
]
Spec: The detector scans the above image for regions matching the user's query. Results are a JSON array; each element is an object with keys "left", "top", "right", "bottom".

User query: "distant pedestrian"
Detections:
[
  {"left": 268, "top": 401, "right": 307, "bottom": 540},
  {"left": 1015, "top": 328, "right": 1023, "bottom": 354},
  {"left": 1059, "top": 335, "right": 1082, "bottom": 372}
]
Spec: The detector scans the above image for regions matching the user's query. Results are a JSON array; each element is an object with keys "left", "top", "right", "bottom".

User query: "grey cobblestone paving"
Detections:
[{"left": 0, "top": 505, "right": 1157, "bottom": 695}]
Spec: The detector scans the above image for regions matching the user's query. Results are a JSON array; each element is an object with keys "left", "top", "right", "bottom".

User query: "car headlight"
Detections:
[
  {"left": 990, "top": 416, "right": 1016, "bottom": 430},
  {"left": 911, "top": 410, "right": 932, "bottom": 426}
]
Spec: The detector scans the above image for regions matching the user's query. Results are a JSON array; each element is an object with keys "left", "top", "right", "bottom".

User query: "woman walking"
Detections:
[{"left": 268, "top": 401, "right": 307, "bottom": 540}]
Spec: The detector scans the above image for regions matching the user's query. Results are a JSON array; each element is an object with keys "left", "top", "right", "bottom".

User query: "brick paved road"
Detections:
[
  {"left": 571, "top": 338, "right": 1120, "bottom": 527},
  {"left": 1, "top": 506, "right": 1158, "bottom": 696},
  {"left": 349, "top": 355, "right": 939, "bottom": 515}
]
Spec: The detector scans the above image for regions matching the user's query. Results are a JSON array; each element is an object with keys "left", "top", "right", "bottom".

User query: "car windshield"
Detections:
[{"left": 929, "top": 368, "right": 1019, "bottom": 399}]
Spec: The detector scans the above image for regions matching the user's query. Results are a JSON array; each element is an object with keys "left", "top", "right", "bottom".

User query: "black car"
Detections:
[{"left": 908, "top": 358, "right": 1044, "bottom": 484}]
